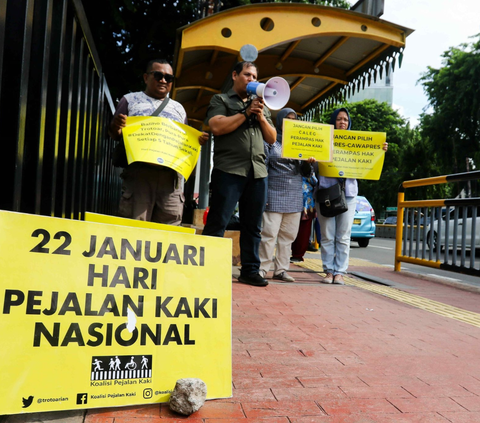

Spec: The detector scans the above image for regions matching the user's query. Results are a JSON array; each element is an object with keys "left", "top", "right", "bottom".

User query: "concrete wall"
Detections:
[
  {"left": 376, "top": 224, "right": 396, "bottom": 238},
  {"left": 376, "top": 224, "right": 426, "bottom": 241}
]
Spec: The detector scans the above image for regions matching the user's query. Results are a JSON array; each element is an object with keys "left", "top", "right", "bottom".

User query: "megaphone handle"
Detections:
[
  {"left": 243, "top": 98, "right": 253, "bottom": 109},
  {"left": 245, "top": 97, "right": 258, "bottom": 122}
]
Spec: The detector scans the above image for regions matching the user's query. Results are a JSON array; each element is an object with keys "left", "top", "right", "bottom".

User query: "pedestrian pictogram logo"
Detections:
[{"left": 90, "top": 355, "right": 152, "bottom": 381}]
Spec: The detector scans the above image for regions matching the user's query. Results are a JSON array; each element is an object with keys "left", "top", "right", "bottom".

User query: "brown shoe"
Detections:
[
  {"left": 322, "top": 273, "right": 334, "bottom": 284},
  {"left": 334, "top": 274, "right": 345, "bottom": 285}
]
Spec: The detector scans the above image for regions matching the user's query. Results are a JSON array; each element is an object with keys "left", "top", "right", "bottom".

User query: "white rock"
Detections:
[{"left": 169, "top": 378, "right": 207, "bottom": 416}]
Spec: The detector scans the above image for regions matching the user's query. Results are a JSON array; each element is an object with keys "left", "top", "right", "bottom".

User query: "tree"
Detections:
[
  {"left": 397, "top": 125, "right": 450, "bottom": 200},
  {"left": 270, "top": 0, "right": 350, "bottom": 7},
  {"left": 83, "top": 0, "right": 350, "bottom": 101},
  {"left": 418, "top": 35, "right": 480, "bottom": 180},
  {"left": 83, "top": 0, "right": 202, "bottom": 101}
]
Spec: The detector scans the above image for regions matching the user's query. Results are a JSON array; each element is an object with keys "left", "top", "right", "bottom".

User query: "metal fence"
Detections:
[
  {"left": 395, "top": 171, "right": 480, "bottom": 277},
  {"left": 0, "top": 0, "right": 120, "bottom": 220}
]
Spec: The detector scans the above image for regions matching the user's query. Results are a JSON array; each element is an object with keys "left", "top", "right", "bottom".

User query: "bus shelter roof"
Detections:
[{"left": 173, "top": 3, "right": 413, "bottom": 128}]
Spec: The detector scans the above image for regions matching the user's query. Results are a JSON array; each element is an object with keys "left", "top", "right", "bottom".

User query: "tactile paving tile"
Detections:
[{"left": 298, "top": 258, "right": 480, "bottom": 328}]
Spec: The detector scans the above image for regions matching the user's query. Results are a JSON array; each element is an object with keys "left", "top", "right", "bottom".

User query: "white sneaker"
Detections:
[
  {"left": 322, "top": 273, "right": 334, "bottom": 284},
  {"left": 273, "top": 271, "right": 295, "bottom": 282}
]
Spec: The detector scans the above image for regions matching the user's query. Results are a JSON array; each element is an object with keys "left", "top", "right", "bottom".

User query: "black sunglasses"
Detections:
[{"left": 147, "top": 71, "right": 174, "bottom": 83}]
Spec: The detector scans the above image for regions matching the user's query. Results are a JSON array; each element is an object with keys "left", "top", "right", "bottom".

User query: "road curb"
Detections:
[{"left": 401, "top": 269, "right": 480, "bottom": 294}]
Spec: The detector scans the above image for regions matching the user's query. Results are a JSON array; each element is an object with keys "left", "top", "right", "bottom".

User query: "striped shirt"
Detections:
[
  {"left": 121, "top": 92, "right": 187, "bottom": 124},
  {"left": 264, "top": 140, "right": 311, "bottom": 213}
]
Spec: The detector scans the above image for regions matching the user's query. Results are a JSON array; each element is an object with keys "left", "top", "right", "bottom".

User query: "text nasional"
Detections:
[
  {"left": 2, "top": 291, "right": 218, "bottom": 347},
  {"left": 0, "top": 234, "right": 217, "bottom": 347}
]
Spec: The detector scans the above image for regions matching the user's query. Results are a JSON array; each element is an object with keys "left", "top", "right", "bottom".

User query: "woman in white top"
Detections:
[{"left": 316, "top": 108, "right": 387, "bottom": 284}]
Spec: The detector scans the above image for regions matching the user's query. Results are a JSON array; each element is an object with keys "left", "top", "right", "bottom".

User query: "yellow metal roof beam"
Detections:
[
  {"left": 175, "top": 50, "right": 184, "bottom": 78},
  {"left": 174, "top": 56, "right": 236, "bottom": 91},
  {"left": 196, "top": 88, "right": 205, "bottom": 103},
  {"left": 175, "top": 86, "right": 221, "bottom": 94},
  {"left": 182, "top": 97, "right": 212, "bottom": 115},
  {"left": 314, "top": 36, "right": 349, "bottom": 68},
  {"left": 174, "top": 54, "right": 349, "bottom": 93},
  {"left": 302, "top": 82, "right": 338, "bottom": 109},
  {"left": 255, "top": 55, "right": 348, "bottom": 84},
  {"left": 172, "top": 85, "right": 221, "bottom": 101},
  {"left": 279, "top": 40, "right": 301, "bottom": 63},
  {"left": 346, "top": 43, "right": 390, "bottom": 76},
  {"left": 290, "top": 76, "right": 306, "bottom": 92},
  {"left": 210, "top": 50, "right": 219, "bottom": 65}
]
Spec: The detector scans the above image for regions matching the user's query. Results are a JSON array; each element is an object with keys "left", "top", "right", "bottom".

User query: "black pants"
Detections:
[{"left": 203, "top": 168, "right": 267, "bottom": 276}]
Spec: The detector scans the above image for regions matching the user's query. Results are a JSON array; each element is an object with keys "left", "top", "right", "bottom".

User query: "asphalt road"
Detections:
[{"left": 348, "top": 237, "right": 480, "bottom": 288}]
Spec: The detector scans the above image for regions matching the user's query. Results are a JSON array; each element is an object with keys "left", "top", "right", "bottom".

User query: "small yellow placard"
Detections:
[
  {"left": 84, "top": 212, "right": 195, "bottom": 234},
  {"left": 122, "top": 117, "right": 202, "bottom": 180},
  {"left": 318, "top": 130, "right": 387, "bottom": 180},
  {"left": 281, "top": 120, "right": 334, "bottom": 162},
  {"left": 0, "top": 211, "right": 232, "bottom": 415}
]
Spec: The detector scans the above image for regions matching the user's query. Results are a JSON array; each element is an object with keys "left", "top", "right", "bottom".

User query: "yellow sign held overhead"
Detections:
[
  {"left": 0, "top": 211, "right": 232, "bottom": 415},
  {"left": 281, "top": 120, "right": 334, "bottom": 162},
  {"left": 318, "top": 130, "right": 387, "bottom": 180},
  {"left": 122, "top": 116, "right": 202, "bottom": 180}
]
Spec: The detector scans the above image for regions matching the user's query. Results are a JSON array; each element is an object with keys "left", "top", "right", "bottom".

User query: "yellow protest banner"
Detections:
[
  {"left": 122, "top": 116, "right": 202, "bottom": 180},
  {"left": 0, "top": 211, "right": 232, "bottom": 415},
  {"left": 281, "top": 120, "right": 333, "bottom": 162},
  {"left": 318, "top": 130, "right": 387, "bottom": 180}
]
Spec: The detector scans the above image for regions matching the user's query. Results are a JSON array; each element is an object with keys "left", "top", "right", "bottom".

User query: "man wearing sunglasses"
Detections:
[
  {"left": 202, "top": 61, "right": 276, "bottom": 287},
  {"left": 109, "top": 59, "right": 208, "bottom": 225}
]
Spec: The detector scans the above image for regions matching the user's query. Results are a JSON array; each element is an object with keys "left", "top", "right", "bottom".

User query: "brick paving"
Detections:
[{"left": 3, "top": 259, "right": 480, "bottom": 422}]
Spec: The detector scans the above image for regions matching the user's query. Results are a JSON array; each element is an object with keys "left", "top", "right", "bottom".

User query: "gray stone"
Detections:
[{"left": 169, "top": 378, "right": 207, "bottom": 416}]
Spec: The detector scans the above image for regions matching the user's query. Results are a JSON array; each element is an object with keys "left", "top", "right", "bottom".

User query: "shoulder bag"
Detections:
[{"left": 316, "top": 179, "right": 348, "bottom": 217}]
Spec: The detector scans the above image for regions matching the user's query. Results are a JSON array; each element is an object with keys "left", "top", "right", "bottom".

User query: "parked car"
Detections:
[
  {"left": 383, "top": 216, "right": 397, "bottom": 225},
  {"left": 351, "top": 196, "right": 376, "bottom": 247},
  {"left": 385, "top": 213, "right": 429, "bottom": 227},
  {"left": 426, "top": 207, "right": 480, "bottom": 251}
]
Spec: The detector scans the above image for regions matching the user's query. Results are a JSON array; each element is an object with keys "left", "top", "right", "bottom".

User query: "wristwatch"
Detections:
[{"left": 241, "top": 109, "right": 249, "bottom": 120}]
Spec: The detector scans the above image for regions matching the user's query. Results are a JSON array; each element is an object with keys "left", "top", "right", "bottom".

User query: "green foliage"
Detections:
[
  {"left": 312, "top": 89, "right": 473, "bottom": 210},
  {"left": 83, "top": 0, "right": 200, "bottom": 101},
  {"left": 418, "top": 34, "right": 480, "bottom": 179},
  {"left": 83, "top": 0, "right": 350, "bottom": 101},
  {"left": 271, "top": 0, "right": 350, "bottom": 7},
  {"left": 397, "top": 126, "right": 449, "bottom": 200}
]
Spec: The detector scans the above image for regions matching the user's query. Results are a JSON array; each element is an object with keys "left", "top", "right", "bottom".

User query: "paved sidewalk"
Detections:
[{"left": 3, "top": 258, "right": 480, "bottom": 422}]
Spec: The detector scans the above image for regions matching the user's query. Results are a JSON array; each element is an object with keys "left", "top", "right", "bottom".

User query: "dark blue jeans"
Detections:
[{"left": 203, "top": 168, "right": 267, "bottom": 276}]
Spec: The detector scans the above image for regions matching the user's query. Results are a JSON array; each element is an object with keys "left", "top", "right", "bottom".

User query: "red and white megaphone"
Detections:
[{"left": 246, "top": 77, "right": 290, "bottom": 110}]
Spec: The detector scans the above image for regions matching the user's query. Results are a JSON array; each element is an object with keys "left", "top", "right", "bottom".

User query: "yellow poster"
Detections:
[
  {"left": 318, "top": 130, "right": 387, "bottom": 180},
  {"left": 0, "top": 211, "right": 232, "bottom": 415},
  {"left": 122, "top": 116, "right": 202, "bottom": 180},
  {"left": 281, "top": 120, "right": 333, "bottom": 162},
  {"left": 84, "top": 212, "right": 195, "bottom": 234}
]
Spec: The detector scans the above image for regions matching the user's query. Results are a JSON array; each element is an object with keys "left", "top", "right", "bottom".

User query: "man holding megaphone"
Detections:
[{"left": 202, "top": 61, "right": 278, "bottom": 287}]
